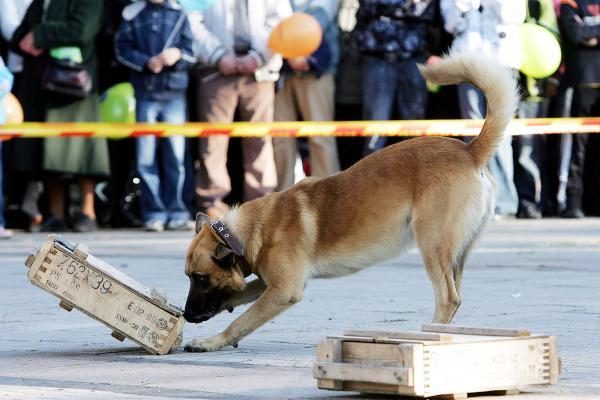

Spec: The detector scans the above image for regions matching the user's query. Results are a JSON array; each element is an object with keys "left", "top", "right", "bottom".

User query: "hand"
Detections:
[
  {"left": 19, "top": 32, "right": 43, "bottom": 57},
  {"left": 159, "top": 47, "right": 182, "bottom": 67},
  {"left": 235, "top": 55, "right": 258, "bottom": 75},
  {"left": 287, "top": 57, "right": 310, "bottom": 72},
  {"left": 147, "top": 56, "right": 164, "bottom": 74},
  {"left": 217, "top": 54, "right": 237, "bottom": 75}
]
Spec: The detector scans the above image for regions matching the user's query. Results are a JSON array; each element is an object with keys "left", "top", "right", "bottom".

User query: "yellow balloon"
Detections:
[
  {"left": 520, "top": 23, "right": 561, "bottom": 79},
  {"left": 268, "top": 13, "right": 323, "bottom": 59},
  {"left": 2, "top": 93, "right": 24, "bottom": 124}
]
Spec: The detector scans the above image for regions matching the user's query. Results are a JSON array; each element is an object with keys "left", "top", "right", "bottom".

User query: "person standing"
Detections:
[
  {"left": 559, "top": 0, "right": 600, "bottom": 218},
  {"left": 273, "top": 0, "right": 341, "bottom": 191},
  {"left": 189, "top": 0, "right": 292, "bottom": 218},
  {"left": 0, "top": 56, "right": 14, "bottom": 239},
  {"left": 116, "top": 0, "right": 196, "bottom": 231},
  {"left": 353, "top": 0, "right": 444, "bottom": 156},
  {"left": 441, "top": 0, "right": 526, "bottom": 217},
  {"left": 11, "top": 0, "right": 110, "bottom": 232},
  {"left": 514, "top": 0, "right": 559, "bottom": 219}
]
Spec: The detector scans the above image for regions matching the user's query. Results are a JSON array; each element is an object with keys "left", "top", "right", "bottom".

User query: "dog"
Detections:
[{"left": 183, "top": 51, "right": 518, "bottom": 352}]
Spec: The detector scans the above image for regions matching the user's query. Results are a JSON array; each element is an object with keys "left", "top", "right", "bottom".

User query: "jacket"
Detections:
[
  {"left": 441, "top": 0, "right": 526, "bottom": 69},
  {"left": 559, "top": 0, "right": 600, "bottom": 85},
  {"left": 284, "top": 0, "right": 340, "bottom": 75},
  {"left": 353, "top": 0, "right": 441, "bottom": 61},
  {"left": 115, "top": 1, "right": 196, "bottom": 100},
  {"left": 188, "top": 0, "right": 293, "bottom": 82}
]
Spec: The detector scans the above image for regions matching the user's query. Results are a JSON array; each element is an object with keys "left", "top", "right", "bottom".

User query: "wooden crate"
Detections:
[
  {"left": 25, "top": 235, "right": 185, "bottom": 355},
  {"left": 314, "top": 325, "right": 560, "bottom": 398}
]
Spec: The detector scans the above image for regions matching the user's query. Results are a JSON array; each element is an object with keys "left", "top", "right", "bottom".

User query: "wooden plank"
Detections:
[
  {"left": 342, "top": 342, "right": 414, "bottom": 367},
  {"left": 421, "top": 324, "right": 530, "bottom": 337},
  {"left": 316, "top": 340, "right": 343, "bottom": 390},
  {"left": 342, "top": 381, "right": 415, "bottom": 396},
  {"left": 422, "top": 338, "right": 551, "bottom": 396},
  {"left": 327, "top": 335, "right": 374, "bottom": 343},
  {"left": 314, "top": 362, "right": 413, "bottom": 386},
  {"left": 344, "top": 329, "right": 451, "bottom": 342}
]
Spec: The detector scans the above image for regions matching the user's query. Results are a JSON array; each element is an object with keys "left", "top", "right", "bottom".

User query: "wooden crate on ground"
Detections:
[
  {"left": 25, "top": 235, "right": 184, "bottom": 355},
  {"left": 314, "top": 325, "right": 559, "bottom": 399}
]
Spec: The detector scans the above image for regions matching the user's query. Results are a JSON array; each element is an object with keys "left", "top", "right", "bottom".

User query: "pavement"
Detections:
[{"left": 0, "top": 218, "right": 598, "bottom": 400}]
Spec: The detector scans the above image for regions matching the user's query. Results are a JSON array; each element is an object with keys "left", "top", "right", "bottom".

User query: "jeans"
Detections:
[
  {"left": 458, "top": 83, "right": 518, "bottom": 215},
  {"left": 514, "top": 100, "right": 545, "bottom": 212},
  {"left": 136, "top": 97, "right": 189, "bottom": 223},
  {"left": 361, "top": 56, "right": 428, "bottom": 155},
  {"left": 0, "top": 142, "right": 4, "bottom": 227}
]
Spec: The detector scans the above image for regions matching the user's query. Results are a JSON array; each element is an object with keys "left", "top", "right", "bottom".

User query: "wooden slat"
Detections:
[
  {"left": 314, "top": 362, "right": 413, "bottom": 386},
  {"left": 344, "top": 329, "right": 452, "bottom": 342},
  {"left": 316, "top": 340, "right": 343, "bottom": 390},
  {"left": 421, "top": 324, "right": 530, "bottom": 337}
]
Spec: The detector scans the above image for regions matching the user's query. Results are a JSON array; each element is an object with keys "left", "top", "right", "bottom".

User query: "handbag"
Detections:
[{"left": 42, "top": 58, "right": 93, "bottom": 99}]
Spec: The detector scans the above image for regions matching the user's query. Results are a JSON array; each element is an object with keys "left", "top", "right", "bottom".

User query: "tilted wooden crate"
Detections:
[
  {"left": 25, "top": 235, "right": 185, "bottom": 355},
  {"left": 314, "top": 325, "right": 559, "bottom": 399}
]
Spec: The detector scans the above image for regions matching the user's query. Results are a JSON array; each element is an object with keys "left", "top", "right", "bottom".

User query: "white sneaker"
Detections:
[
  {"left": 0, "top": 228, "right": 12, "bottom": 239},
  {"left": 166, "top": 219, "right": 193, "bottom": 231},
  {"left": 143, "top": 220, "right": 165, "bottom": 232}
]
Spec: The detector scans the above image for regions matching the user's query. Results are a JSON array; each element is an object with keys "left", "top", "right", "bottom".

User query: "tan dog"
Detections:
[{"left": 183, "top": 51, "right": 518, "bottom": 352}]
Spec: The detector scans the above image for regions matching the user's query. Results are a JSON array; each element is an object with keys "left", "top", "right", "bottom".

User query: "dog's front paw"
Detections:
[{"left": 184, "top": 335, "right": 236, "bottom": 353}]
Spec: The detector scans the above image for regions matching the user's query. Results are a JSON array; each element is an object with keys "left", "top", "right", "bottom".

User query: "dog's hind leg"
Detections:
[{"left": 412, "top": 220, "right": 462, "bottom": 324}]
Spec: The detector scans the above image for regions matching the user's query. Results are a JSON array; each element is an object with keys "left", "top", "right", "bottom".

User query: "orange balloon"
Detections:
[
  {"left": 268, "top": 13, "right": 323, "bottom": 59},
  {"left": 2, "top": 93, "right": 24, "bottom": 124}
]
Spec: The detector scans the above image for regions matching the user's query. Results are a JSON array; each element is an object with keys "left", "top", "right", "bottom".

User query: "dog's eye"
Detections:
[
  {"left": 191, "top": 274, "right": 210, "bottom": 289},
  {"left": 211, "top": 254, "right": 234, "bottom": 270}
]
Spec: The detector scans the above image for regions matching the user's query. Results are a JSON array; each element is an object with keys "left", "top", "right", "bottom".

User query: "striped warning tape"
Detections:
[{"left": 0, "top": 118, "right": 599, "bottom": 139}]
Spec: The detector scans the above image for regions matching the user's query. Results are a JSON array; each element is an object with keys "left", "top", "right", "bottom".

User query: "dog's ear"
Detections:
[
  {"left": 195, "top": 212, "right": 212, "bottom": 233},
  {"left": 212, "top": 244, "right": 235, "bottom": 270}
]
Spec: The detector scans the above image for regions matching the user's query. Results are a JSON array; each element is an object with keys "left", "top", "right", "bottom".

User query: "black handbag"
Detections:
[{"left": 42, "top": 58, "right": 93, "bottom": 99}]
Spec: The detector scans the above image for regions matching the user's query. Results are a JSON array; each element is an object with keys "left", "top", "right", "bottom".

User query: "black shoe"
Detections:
[
  {"left": 561, "top": 207, "right": 585, "bottom": 218},
  {"left": 516, "top": 205, "right": 542, "bottom": 219},
  {"left": 72, "top": 213, "right": 98, "bottom": 232},
  {"left": 40, "top": 216, "right": 69, "bottom": 233}
]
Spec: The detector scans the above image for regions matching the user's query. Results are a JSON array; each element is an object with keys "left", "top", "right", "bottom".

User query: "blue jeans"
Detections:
[
  {"left": 361, "top": 56, "right": 428, "bottom": 155},
  {"left": 136, "top": 97, "right": 189, "bottom": 223},
  {"left": 0, "top": 142, "right": 4, "bottom": 227},
  {"left": 458, "top": 83, "right": 518, "bottom": 215}
]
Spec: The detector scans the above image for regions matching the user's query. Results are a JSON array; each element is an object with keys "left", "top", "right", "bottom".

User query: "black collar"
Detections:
[{"left": 210, "top": 220, "right": 253, "bottom": 278}]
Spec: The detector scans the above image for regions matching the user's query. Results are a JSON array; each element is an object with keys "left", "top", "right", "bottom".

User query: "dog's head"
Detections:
[{"left": 183, "top": 213, "right": 247, "bottom": 323}]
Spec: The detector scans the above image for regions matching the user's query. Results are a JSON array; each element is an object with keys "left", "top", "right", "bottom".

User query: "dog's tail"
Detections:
[{"left": 418, "top": 51, "right": 519, "bottom": 167}]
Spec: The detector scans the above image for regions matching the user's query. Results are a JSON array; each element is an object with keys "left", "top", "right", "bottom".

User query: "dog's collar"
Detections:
[{"left": 210, "top": 220, "right": 253, "bottom": 278}]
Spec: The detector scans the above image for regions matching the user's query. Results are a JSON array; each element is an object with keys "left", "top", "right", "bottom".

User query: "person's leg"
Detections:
[
  {"left": 396, "top": 59, "right": 428, "bottom": 120},
  {"left": 459, "top": 83, "right": 518, "bottom": 216},
  {"left": 273, "top": 76, "right": 300, "bottom": 191},
  {"left": 514, "top": 100, "right": 544, "bottom": 218},
  {"left": 136, "top": 99, "right": 167, "bottom": 229},
  {"left": 293, "top": 73, "right": 341, "bottom": 180},
  {"left": 237, "top": 76, "right": 277, "bottom": 201},
  {"left": 196, "top": 76, "right": 238, "bottom": 216},
  {"left": 361, "top": 56, "right": 397, "bottom": 155},
  {"left": 159, "top": 97, "right": 190, "bottom": 229},
  {"left": 563, "top": 87, "right": 596, "bottom": 217},
  {"left": 0, "top": 142, "right": 12, "bottom": 238}
]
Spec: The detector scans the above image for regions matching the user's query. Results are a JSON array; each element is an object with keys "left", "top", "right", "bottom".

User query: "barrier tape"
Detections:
[{"left": 1, "top": 117, "right": 599, "bottom": 139}]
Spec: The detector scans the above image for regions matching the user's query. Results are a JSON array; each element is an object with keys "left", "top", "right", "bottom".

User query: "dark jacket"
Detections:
[
  {"left": 559, "top": 0, "right": 600, "bottom": 85},
  {"left": 353, "top": 0, "right": 442, "bottom": 61},
  {"left": 115, "top": 1, "right": 196, "bottom": 100}
]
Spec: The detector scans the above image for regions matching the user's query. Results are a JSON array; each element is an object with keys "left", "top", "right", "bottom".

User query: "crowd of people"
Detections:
[{"left": 0, "top": 0, "right": 599, "bottom": 238}]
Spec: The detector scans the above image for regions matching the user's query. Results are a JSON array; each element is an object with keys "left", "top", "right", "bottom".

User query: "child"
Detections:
[
  {"left": 115, "top": 0, "right": 196, "bottom": 231},
  {"left": 0, "top": 56, "right": 14, "bottom": 239}
]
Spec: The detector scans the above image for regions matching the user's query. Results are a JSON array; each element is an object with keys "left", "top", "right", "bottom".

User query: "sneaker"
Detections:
[
  {"left": 144, "top": 220, "right": 165, "bottom": 232},
  {"left": 561, "top": 207, "right": 585, "bottom": 219},
  {"left": 516, "top": 205, "right": 542, "bottom": 219},
  {"left": 40, "top": 216, "right": 69, "bottom": 233},
  {"left": 166, "top": 219, "right": 194, "bottom": 231},
  {"left": 0, "top": 228, "right": 13, "bottom": 239},
  {"left": 72, "top": 213, "right": 98, "bottom": 233}
]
